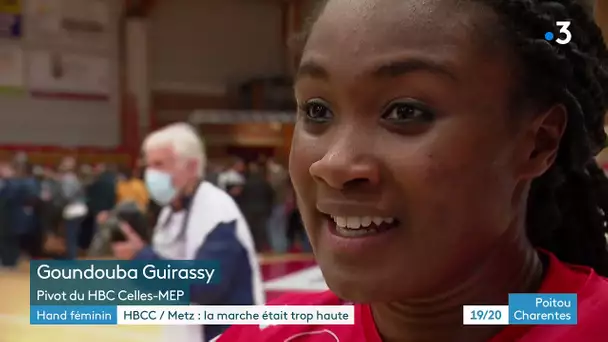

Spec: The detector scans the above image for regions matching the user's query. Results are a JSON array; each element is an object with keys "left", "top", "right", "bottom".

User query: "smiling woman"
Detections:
[{"left": 218, "top": 0, "right": 608, "bottom": 341}]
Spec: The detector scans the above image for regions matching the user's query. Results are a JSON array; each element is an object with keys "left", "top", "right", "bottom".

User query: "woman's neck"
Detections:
[{"left": 371, "top": 222, "right": 544, "bottom": 342}]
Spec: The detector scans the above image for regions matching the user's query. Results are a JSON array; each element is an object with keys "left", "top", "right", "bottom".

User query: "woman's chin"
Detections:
[{"left": 325, "top": 275, "right": 399, "bottom": 303}]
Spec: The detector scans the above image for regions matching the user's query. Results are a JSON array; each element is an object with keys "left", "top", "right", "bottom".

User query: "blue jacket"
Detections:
[
  {"left": 132, "top": 181, "right": 264, "bottom": 342},
  {"left": 6, "top": 177, "right": 39, "bottom": 234}
]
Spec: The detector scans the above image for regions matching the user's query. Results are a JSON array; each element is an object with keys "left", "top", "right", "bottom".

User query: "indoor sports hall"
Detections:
[
  {"left": 0, "top": 0, "right": 325, "bottom": 340},
  {"left": 2, "top": 0, "right": 608, "bottom": 342}
]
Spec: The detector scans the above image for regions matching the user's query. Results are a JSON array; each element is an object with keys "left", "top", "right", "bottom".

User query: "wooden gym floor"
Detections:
[{"left": 0, "top": 253, "right": 323, "bottom": 342}]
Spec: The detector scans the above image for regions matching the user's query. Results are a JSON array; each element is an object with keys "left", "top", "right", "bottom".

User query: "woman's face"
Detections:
[{"left": 290, "top": 0, "right": 535, "bottom": 301}]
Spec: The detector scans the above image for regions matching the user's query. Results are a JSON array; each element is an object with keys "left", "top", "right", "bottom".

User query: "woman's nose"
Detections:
[{"left": 309, "top": 138, "right": 380, "bottom": 190}]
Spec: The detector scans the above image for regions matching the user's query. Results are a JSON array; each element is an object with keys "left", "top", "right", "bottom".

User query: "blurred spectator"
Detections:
[
  {"left": 82, "top": 163, "right": 117, "bottom": 249},
  {"left": 116, "top": 166, "right": 149, "bottom": 212},
  {"left": 205, "top": 162, "right": 222, "bottom": 186},
  {"left": 265, "top": 158, "right": 289, "bottom": 253},
  {"left": 11, "top": 162, "right": 42, "bottom": 260},
  {"left": 108, "top": 122, "right": 264, "bottom": 342},
  {"left": 39, "top": 166, "right": 65, "bottom": 252},
  {"left": 87, "top": 163, "right": 117, "bottom": 216},
  {"left": 13, "top": 151, "right": 27, "bottom": 165},
  {"left": 21, "top": 163, "right": 44, "bottom": 259},
  {"left": 78, "top": 164, "right": 98, "bottom": 250},
  {"left": 58, "top": 157, "right": 87, "bottom": 259},
  {"left": 285, "top": 180, "right": 311, "bottom": 253},
  {"left": 240, "top": 162, "right": 274, "bottom": 253},
  {"left": 79, "top": 164, "right": 95, "bottom": 186},
  {"left": 78, "top": 163, "right": 116, "bottom": 250},
  {"left": 217, "top": 157, "right": 246, "bottom": 200},
  {"left": 0, "top": 162, "right": 18, "bottom": 268}
]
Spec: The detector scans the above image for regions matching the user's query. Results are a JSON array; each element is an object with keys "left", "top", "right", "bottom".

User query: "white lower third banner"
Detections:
[{"left": 29, "top": 305, "right": 355, "bottom": 325}]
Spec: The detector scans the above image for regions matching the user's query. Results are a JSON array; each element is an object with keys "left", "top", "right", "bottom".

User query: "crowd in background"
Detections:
[
  {"left": 0, "top": 151, "right": 308, "bottom": 269},
  {"left": 207, "top": 156, "right": 310, "bottom": 254}
]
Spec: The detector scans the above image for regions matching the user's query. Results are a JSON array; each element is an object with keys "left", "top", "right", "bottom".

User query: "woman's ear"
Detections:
[{"left": 515, "top": 104, "right": 567, "bottom": 180}]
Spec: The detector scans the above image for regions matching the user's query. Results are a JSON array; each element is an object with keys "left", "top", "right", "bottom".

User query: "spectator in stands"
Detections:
[
  {"left": 217, "top": 157, "right": 246, "bottom": 201},
  {"left": 116, "top": 166, "right": 149, "bottom": 212},
  {"left": 79, "top": 164, "right": 95, "bottom": 186},
  {"left": 265, "top": 158, "right": 289, "bottom": 253},
  {"left": 204, "top": 162, "right": 222, "bottom": 187},
  {"left": 13, "top": 151, "right": 27, "bottom": 165},
  {"left": 84, "top": 163, "right": 117, "bottom": 248},
  {"left": 87, "top": 163, "right": 117, "bottom": 218},
  {"left": 0, "top": 162, "right": 18, "bottom": 269},
  {"left": 58, "top": 157, "right": 87, "bottom": 259},
  {"left": 108, "top": 122, "right": 264, "bottom": 342},
  {"left": 22, "top": 164, "right": 44, "bottom": 259},
  {"left": 280, "top": 178, "right": 311, "bottom": 254},
  {"left": 239, "top": 162, "right": 274, "bottom": 252},
  {"left": 38, "top": 166, "right": 64, "bottom": 256},
  {"left": 12, "top": 162, "right": 42, "bottom": 259}
]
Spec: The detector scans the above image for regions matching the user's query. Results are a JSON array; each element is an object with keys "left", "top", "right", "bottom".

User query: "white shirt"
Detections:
[{"left": 147, "top": 182, "right": 264, "bottom": 342}]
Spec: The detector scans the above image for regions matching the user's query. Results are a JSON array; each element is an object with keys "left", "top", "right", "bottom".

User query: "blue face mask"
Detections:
[{"left": 144, "top": 169, "right": 177, "bottom": 205}]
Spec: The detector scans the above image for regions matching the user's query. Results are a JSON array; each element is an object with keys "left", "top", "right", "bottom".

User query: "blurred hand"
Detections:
[
  {"left": 111, "top": 222, "right": 145, "bottom": 259},
  {"left": 96, "top": 211, "right": 109, "bottom": 224}
]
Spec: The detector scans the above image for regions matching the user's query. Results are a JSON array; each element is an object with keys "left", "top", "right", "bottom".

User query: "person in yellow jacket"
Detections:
[{"left": 115, "top": 167, "right": 149, "bottom": 212}]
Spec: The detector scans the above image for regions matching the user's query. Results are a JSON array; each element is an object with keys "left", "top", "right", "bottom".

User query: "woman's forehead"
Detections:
[
  {"left": 300, "top": 0, "right": 509, "bottom": 87},
  {"left": 305, "top": 0, "right": 495, "bottom": 59}
]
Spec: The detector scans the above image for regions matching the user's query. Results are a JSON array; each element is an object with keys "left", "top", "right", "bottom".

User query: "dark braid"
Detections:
[{"left": 476, "top": 0, "right": 608, "bottom": 275}]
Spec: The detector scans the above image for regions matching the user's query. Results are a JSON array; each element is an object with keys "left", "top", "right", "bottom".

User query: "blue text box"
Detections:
[
  {"left": 30, "top": 305, "right": 117, "bottom": 325},
  {"left": 508, "top": 293, "right": 577, "bottom": 325}
]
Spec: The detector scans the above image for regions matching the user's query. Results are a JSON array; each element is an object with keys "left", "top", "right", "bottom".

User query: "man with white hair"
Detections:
[{"left": 110, "top": 122, "right": 265, "bottom": 342}]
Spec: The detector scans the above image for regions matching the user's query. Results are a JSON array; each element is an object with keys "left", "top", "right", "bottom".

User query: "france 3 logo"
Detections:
[{"left": 544, "top": 21, "right": 572, "bottom": 45}]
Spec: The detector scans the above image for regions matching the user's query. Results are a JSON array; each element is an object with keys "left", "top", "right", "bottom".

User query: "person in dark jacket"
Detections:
[
  {"left": 239, "top": 162, "right": 274, "bottom": 252},
  {"left": 87, "top": 163, "right": 117, "bottom": 215},
  {"left": 0, "top": 163, "right": 19, "bottom": 268},
  {"left": 20, "top": 164, "right": 44, "bottom": 259},
  {"left": 82, "top": 163, "right": 116, "bottom": 250},
  {"left": 37, "top": 166, "right": 65, "bottom": 258},
  {"left": 58, "top": 157, "right": 87, "bottom": 260}
]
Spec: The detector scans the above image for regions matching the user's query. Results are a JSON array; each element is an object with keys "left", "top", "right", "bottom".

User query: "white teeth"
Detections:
[
  {"left": 372, "top": 217, "right": 384, "bottom": 225},
  {"left": 331, "top": 215, "right": 395, "bottom": 230},
  {"left": 346, "top": 217, "right": 361, "bottom": 229},
  {"left": 361, "top": 216, "right": 372, "bottom": 227}
]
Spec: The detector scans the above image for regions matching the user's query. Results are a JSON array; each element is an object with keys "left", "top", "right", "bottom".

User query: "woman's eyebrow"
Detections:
[
  {"left": 372, "top": 58, "right": 458, "bottom": 81},
  {"left": 296, "top": 61, "right": 329, "bottom": 81},
  {"left": 296, "top": 58, "right": 458, "bottom": 82}
]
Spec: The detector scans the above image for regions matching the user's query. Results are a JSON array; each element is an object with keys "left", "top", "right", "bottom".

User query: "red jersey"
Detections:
[{"left": 218, "top": 253, "right": 608, "bottom": 341}]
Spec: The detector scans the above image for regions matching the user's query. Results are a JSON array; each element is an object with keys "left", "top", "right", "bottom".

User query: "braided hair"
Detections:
[
  {"left": 296, "top": 0, "right": 608, "bottom": 275},
  {"left": 475, "top": 0, "right": 608, "bottom": 276}
]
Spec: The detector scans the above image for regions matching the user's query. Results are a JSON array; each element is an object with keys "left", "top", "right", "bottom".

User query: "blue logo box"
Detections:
[
  {"left": 508, "top": 293, "right": 577, "bottom": 325},
  {"left": 31, "top": 306, "right": 118, "bottom": 325}
]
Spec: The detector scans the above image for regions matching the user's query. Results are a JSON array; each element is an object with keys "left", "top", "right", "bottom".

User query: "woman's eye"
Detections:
[
  {"left": 299, "top": 100, "right": 333, "bottom": 123},
  {"left": 382, "top": 102, "right": 434, "bottom": 122}
]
